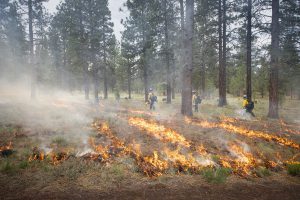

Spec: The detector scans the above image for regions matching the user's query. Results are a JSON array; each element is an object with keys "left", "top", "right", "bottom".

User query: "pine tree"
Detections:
[
  {"left": 268, "top": 0, "right": 280, "bottom": 118},
  {"left": 181, "top": 0, "right": 194, "bottom": 116}
]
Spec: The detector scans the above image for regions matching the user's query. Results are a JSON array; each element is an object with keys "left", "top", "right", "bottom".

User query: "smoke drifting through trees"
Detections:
[{"left": 0, "top": 0, "right": 299, "bottom": 118}]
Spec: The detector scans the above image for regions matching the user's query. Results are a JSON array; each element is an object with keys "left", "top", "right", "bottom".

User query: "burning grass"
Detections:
[
  {"left": 0, "top": 142, "right": 13, "bottom": 157},
  {"left": 88, "top": 118, "right": 288, "bottom": 178},
  {"left": 185, "top": 117, "right": 300, "bottom": 149},
  {"left": 28, "top": 146, "right": 70, "bottom": 165},
  {"left": 128, "top": 117, "right": 191, "bottom": 147}
]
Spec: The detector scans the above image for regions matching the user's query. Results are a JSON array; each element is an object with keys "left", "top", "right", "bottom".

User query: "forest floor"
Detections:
[{"left": 0, "top": 90, "right": 300, "bottom": 200}]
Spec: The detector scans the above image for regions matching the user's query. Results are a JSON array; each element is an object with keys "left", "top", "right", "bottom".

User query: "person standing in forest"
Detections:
[
  {"left": 242, "top": 95, "right": 255, "bottom": 117},
  {"left": 192, "top": 91, "right": 201, "bottom": 113},
  {"left": 148, "top": 88, "right": 157, "bottom": 110}
]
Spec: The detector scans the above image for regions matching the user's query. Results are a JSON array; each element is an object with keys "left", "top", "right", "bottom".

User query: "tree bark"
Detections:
[
  {"left": 218, "top": 0, "right": 227, "bottom": 106},
  {"left": 181, "top": 0, "right": 194, "bottom": 116},
  {"left": 28, "top": 0, "right": 36, "bottom": 99},
  {"left": 172, "top": 56, "right": 176, "bottom": 99},
  {"left": 218, "top": 0, "right": 223, "bottom": 105},
  {"left": 103, "top": 52, "right": 108, "bottom": 99},
  {"left": 246, "top": 0, "right": 252, "bottom": 102},
  {"left": 127, "top": 58, "right": 131, "bottom": 99},
  {"left": 200, "top": 62, "right": 205, "bottom": 96},
  {"left": 163, "top": 0, "right": 171, "bottom": 104},
  {"left": 84, "top": 69, "right": 90, "bottom": 100},
  {"left": 268, "top": 0, "right": 279, "bottom": 118},
  {"left": 80, "top": 1, "right": 89, "bottom": 100},
  {"left": 93, "top": 69, "right": 99, "bottom": 103},
  {"left": 144, "top": 63, "right": 149, "bottom": 102}
]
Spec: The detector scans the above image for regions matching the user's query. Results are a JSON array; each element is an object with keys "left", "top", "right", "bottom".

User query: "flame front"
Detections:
[
  {"left": 128, "top": 117, "right": 190, "bottom": 147},
  {"left": 185, "top": 117, "right": 300, "bottom": 149}
]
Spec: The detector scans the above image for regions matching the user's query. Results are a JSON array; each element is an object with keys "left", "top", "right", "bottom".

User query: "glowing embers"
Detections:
[
  {"left": 28, "top": 147, "right": 69, "bottom": 165},
  {"left": 0, "top": 142, "right": 13, "bottom": 157},
  {"left": 128, "top": 117, "right": 190, "bottom": 147},
  {"left": 185, "top": 117, "right": 300, "bottom": 149}
]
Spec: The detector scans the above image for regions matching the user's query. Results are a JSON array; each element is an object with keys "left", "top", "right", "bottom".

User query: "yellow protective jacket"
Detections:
[{"left": 243, "top": 99, "right": 248, "bottom": 108}]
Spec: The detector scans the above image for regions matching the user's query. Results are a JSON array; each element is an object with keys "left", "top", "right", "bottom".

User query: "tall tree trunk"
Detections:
[
  {"left": 171, "top": 57, "right": 176, "bottom": 99},
  {"left": 246, "top": 0, "right": 252, "bottom": 101},
  {"left": 103, "top": 52, "right": 108, "bottom": 99},
  {"left": 268, "top": 0, "right": 279, "bottom": 118},
  {"left": 172, "top": 78, "right": 176, "bottom": 99},
  {"left": 180, "top": 0, "right": 184, "bottom": 36},
  {"left": 181, "top": 0, "right": 194, "bottom": 116},
  {"left": 200, "top": 62, "right": 205, "bottom": 96},
  {"left": 127, "top": 58, "right": 131, "bottom": 99},
  {"left": 174, "top": 0, "right": 184, "bottom": 101},
  {"left": 218, "top": 0, "right": 227, "bottom": 106},
  {"left": 144, "top": 63, "right": 149, "bottom": 102},
  {"left": 80, "top": 1, "right": 89, "bottom": 100},
  {"left": 141, "top": 3, "right": 148, "bottom": 102},
  {"left": 28, "top": 0, "right": 35, "bottom": 99},
  {"left": 84, "top": 69, "right": 90, "bottom": 100},
  {"left": 164, "top": 0, "right": 171, "bottom": 104},
  {"left": 93, "top": 69, "right": 99, "bottom": 103},
  {"left": 218, "top": 0, "right": 223, "bottom": 105}
]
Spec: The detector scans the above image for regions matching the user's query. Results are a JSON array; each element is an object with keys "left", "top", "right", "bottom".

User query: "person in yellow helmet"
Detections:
[
  {"left": 242, "top": 95, "right": 255, "bottom": 117},
  {"left": 242, "top": 95, "right": 248, "bottom": 108}
]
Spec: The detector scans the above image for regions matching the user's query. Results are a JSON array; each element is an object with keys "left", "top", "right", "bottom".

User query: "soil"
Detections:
[{"left": 1, "top": 176, "right": 299, "bottom": 200}]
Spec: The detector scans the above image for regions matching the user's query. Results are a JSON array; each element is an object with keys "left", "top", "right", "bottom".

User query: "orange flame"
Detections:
[
  {"left": 129, "top": 117, "right": 190, "bottom": 147},
  {"left": 185, "top": 117, "right": 300, "bottom": 149},
  {"left": 0, "top": 142, "right": 13, "bottom": 152}
]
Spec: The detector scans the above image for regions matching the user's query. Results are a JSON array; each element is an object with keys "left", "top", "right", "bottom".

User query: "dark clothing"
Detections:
[
  {"left": 194, "top": 104, "right": 199, "bottom": 112},
  {"left": 246, "top": 109, "right": 255, "bottom": 117}
]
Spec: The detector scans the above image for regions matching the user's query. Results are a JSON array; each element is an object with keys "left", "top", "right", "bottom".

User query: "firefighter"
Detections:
[
  {"left": 242, "top": 95, "right": 255, "bottom": 117},
  {"left": 148, "top": 88, "right": 157, "bottom": 110},
  {"left": 192, "top": 91, "right": 201, "bottom": 112}
]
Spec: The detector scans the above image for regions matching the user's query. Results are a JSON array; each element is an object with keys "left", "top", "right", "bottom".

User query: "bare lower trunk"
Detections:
[
  {"left": 219, "top": 0, "right": 227, "bottom": 106},
  {"left": 29, "top": 0, "right": 36, "bottom": 99},
  {"left": 164, "top": 0, "right": 172, "bottom": 104},
  {"left": 94, "top": 70, "right": 99, "bottom": 103},
  {"left": 127, "top": 60, "right": 131, "bottom": 99},
  {"left": 144, "top": 66, "right": 148, "bottom": 102},
  {"left": 172, "top": 77, "right": 175, "bottom": 99},
  {"left": 268, "top": 0, "right": 279, "bottom": 118},
  {"left": 104, "top": 54, "right": 108, "bottom": 99},
  {"left": 84, "top": 69, "right": 89, "bottom": 100},
  {"left": 246, "top": 0, "right": 252, "bottom": 102},
  {"left": 181, "top": 0, "right": 194, "bottom": 116},
  {"left": 104, "top": 66, "right": 108, "bottom": 99},
  {"left": 200, "top": 63, "right": 205, "bottom": 96}
]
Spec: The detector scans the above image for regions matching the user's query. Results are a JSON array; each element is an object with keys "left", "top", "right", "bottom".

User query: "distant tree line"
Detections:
[{"left": 0, "top": 0, "right": 299, "bottom": 118}]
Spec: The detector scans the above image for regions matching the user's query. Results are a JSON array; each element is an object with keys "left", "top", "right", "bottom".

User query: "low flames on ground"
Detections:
[
  {"left": 185, "top": 117, "right": 300, "bottom": 149},
  {"left": 28, "top": 146, "right": 69, "bottom": 165},
  {"left": 87, "top": 116, "right": 299, "bottom": 177},
  {"left": 0, "top": 142, "right": 13, "bottom": 157},
  {"left": 25, "top": 112, "right": 300, "bottom": 178}
]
